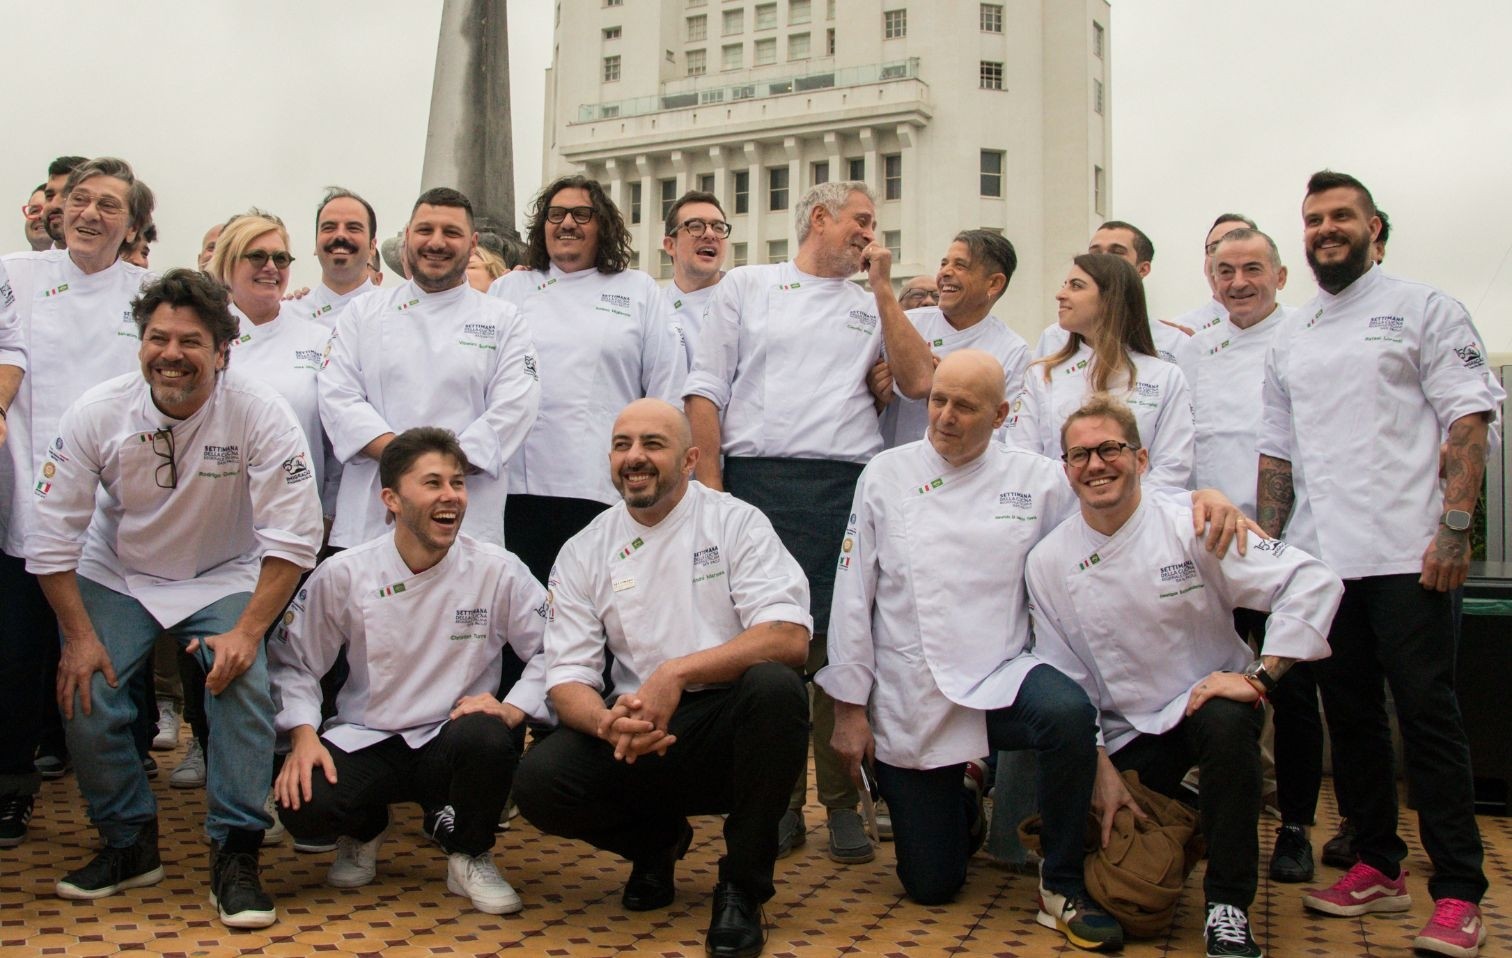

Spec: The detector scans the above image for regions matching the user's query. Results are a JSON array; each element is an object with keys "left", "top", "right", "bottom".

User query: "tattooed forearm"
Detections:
[
  {"left": 1441, "top": 413, "right": 1490, "bottom": 514},
  {"left": 1256, "top": 454, "right": 1295, "bottom": 539}
]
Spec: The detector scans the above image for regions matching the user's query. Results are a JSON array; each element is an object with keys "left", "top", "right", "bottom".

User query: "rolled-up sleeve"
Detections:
[
  {"left": 681, "top": 276, "right": 743, "bottom": 409},
  {"left": 727, "top": 505, "right": 811, "bottom": 634},
  {"left": 269, "top": 562, "right": 348, "bottom": 735},
  {"left": 246, "top": 396, "right": 324, "bottom": 571},
  {"left": 318, "top": 309, "right": 393, "bottom": 463},
  {"left": 542, "top": 546, "right": 611, "bottom": 693},
  {"left": 25, "top": 406, "right": 102, "bottom": 574},
  {"left": 0, "top": 259, "right": 25, "bottom": 371}
]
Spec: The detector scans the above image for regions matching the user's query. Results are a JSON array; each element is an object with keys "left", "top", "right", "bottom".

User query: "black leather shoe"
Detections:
[
  {"left": 705, "top": 881, "right": 766, "bottom": 958},
  {"left": 1269, "top": 823, "right": 1315, "bottom": 883},
  {"left": 623, "top": 819, "right": 693, "bottom": 911},
  {"left": 1321, "top": 818, "right": 1357, "bottom": 869}
]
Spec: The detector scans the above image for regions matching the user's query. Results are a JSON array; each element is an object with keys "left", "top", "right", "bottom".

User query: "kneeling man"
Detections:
[
  {"left": 1025, "top": 396, "right": 1342, "bottom": 958},
  {"left": 514, "top": 399, "right": 810, "bottom": 958},
  {"left": 270, "top": 427, "right": 548, "bottom": 914}
]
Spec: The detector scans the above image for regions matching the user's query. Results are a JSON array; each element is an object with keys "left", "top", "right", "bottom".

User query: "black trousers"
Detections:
[
  {"left": 503, "top": 494, "right": 610, "bottom": 586},
  {"left": 277, "top": 712, "right": 517, "bottom": 857},
  {"left": 0, "top": 550, "right": 61, "bottom": 795},
  {"left": 513, "top": 662, "right": 808, "bottom": 902},
  {"left": 1233, "top": 609, "right": 1324, "bottom": 826},
  {"left": 1111, "top": 697, "right": 1264, "bottom": 909},
  {"left": 1315, "top": 574, "right": 1486, "bottom": 903}
]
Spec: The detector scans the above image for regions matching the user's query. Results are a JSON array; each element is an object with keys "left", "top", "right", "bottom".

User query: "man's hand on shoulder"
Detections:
[{"left": 1190, "top": 487, "right": 1261, "bottom": 558}]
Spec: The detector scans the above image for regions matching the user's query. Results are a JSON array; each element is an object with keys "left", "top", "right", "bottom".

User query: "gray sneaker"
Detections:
[
  {"left": 826, "top": 808, "right": 875, "bottom": 864},
  {"left": 170, "top": 740, "right": 206, "bottom": 789}
]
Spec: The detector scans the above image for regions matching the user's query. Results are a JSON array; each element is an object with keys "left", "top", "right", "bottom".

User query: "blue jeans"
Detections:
[
  {"left": 876, "top": 664, "right": 1098, "bottom": 905},
  {"left": 66, "top": 577, "right": 273, "bottom": 846}
]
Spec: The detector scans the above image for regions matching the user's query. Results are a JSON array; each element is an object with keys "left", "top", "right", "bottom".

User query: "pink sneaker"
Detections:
[
  {"left": 1301, "top": 861, "right": 1411, "bottom": 916},
  {"left": 1414, "top": 899, "right": 1487, "bottom": 958}
]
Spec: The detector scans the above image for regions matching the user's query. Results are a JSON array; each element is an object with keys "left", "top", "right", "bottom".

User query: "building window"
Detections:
[
  {"left": 826, "top": 27, "right": 836, "bottom": 54},
  {"left": 630, "top": 182, "right": 643, "bottom": 224},
  {"left": 732, "top": 242, "right": 748, "bottom": 267},
  {"left": 630, "top": 250, "right": 640, "bottom": 270},
  {"left": 733, "top": 171, "right": 750, "bottom": 214},
  {"left": 827, "top": 0, "right": 836, "bottom": 19},
  {"left": 884, "top": 230, "right": 901, "bottom": 260},
  {"left": 1094, "top": 165, "right": 1106, "bottom": 216},
  {"left": 980, "top": 150, "right": 1004, "bottom": 197},
  {"left": 660, "top": 178, "right": 679, "bottom": 220},
  {"left": 768, "top": 166, "right": 790, "bottom": 211},
  {"left": 658, "top": 250, "right": 674, "bottom": 279},
  {"left": 603, "top": 25, "right": 621, "bottom": 40},
  {"left": 687, "top": 15, "right": 707, "bottom": 41},
  {"left": 755, "top": 3, "right": 777, "bottom": 30},
  {"left": 883, "top": 153, "right": 902, "bottom": 200},
  {"left": 847, "top": 157, "right": 865, "bottom": 181},
  {"left": 1093, "top": 78, "right": 1104, "bottom": 115},
  {"left": 687, "top": 48, "right": 707, "bottom": 75},
  {"left": 790, "top": 0, "right": 811, "bottom": 24},
  {"left": 767, "top": 239, "right": 788, "bottom": 263},
  {"left": 980, "top": 3, "right": 1002, "bottom": 32},
  {"left": 722, "top": 43, "right": 743, "bottom": 70},
  {"left": 697, "top": 173, "right": 716, "bottom": 193},
  {"left": 1093, "top": 21, "right": 1105, "bottom": 58},
  {"left": 605, "top": 0, "right": 622, "bottom": 6},
  {"left": 811, "top": 160, "right": 830, "bottom": 185},
  {"left": 688, "top": 0, "right": 705, "bottom": 6},
  {"left": 723, "top": 9, "right": 743, "bottom": 35},
  {"left": 788, "top": 32, "right": 810, "bottom": 60},
  {"left": 883, "top": 9, "right": 906, "bottom": 39},
  {"left": 603, "top": 55, "right": 621, "bottom": 82},
  {"left": 979, "top": 60, "right": 1004, "bottom": 90},
  {"left": 754, "top": 37, "right": 776, "bottom": 64}
]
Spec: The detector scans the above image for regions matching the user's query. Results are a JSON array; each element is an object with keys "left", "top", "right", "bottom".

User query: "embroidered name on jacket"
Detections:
[{"left": 1159, "top": 560, "right": 1198, "bottom": 583}]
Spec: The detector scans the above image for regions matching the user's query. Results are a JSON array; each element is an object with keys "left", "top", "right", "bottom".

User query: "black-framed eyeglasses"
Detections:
[
  {"left": 242, "top": 250, "right": 295, "bottom": 269},
  {"left": 900, "top": 286, "right": 939, "bottom": 304},
  {"left": 544, "top": 205, "right": 596, "bottom": 225},
  {"left": 668, "top": 218, "right": 732, "bottom": 239},
  {"left": 151, "top": 427, "right": 177, "bottom": 489},
  {"left": 1063, "top": 440, "right": 1138, "bottom": 468}
]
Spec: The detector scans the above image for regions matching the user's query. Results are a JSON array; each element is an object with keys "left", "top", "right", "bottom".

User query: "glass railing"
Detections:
[{"left": 576, "top": 58, "right": 920, "bottom": 122}]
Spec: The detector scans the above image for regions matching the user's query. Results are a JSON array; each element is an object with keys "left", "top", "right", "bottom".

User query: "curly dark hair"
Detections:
[
  {"left": 131, "top": 268, "right": 239, "bottom": 364},
  {"left": 525, "top": 175, "right": 632, "bottom": 274}
]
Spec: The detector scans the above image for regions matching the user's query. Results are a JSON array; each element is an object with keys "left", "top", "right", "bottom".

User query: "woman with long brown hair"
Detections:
[{"left": 1003, "top": 253, "right": 1194, "bottom": 489}]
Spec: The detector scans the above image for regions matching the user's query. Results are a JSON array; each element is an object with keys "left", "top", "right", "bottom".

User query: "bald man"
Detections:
[
  {"left": 514, "top": 399, "right": 811, "bottom": 958},
  {"left": 818, "top": 350, "right": 1121, "bottom": 948},
  {"left": 897, "top": 274, "right": 939, "bottom": 310}
]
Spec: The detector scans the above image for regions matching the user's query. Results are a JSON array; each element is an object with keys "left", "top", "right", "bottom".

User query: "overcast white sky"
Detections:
[{"left": 2, "top": 1, "right": 1508, "bottom": 356}]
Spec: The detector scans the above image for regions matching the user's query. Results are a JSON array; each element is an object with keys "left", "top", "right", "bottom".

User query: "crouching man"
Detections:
[
  {"left": 29, "top": 269, "right": 323, "bottom": 928},
  {"left": 1025, "top": 396, "right": 1342, "bottom": 958},
  {"left": 270, "top": 427, "right": 548, "bottom": 914},
  {"left": 514, "top": 399, "right": 810, "bottom": 958}
]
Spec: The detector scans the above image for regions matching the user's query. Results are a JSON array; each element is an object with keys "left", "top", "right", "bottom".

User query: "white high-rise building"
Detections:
[{"left": 541, "top": 0, "right": 1112, "bottom": 342}]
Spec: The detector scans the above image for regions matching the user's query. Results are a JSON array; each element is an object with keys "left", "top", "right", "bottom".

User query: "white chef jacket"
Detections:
[
  {"left": 1175, "top": 305, "right": 1293, "bottom": 518},
  {"left": 270, "top": 531, "right": 549, "bottom": 752},
  {"left": 1168, "top": 298, "right": 1227, "bottom": 335},
  {"left": 228, "top": 302, "right": 341, "bottom": 516},
  {"left": 1003, "top": 343, "right": 1195, "bottom": 491},
  {"left": 544, "top": 480, "right": 810, "bottom": 697},
  {"left": 683, "top": 261, "right": 886, "bottom": 462},
  {"left": 0, "top": 250, "right": 153, "bottom": 557},
  {"left": 1035, "top": 318, "right": 1187, "bottom": 365},
  {"left": 1258, "top": 265, "right": 1505, "bottom": 578},
  {"left": 302, "top": 279, "right": 375, "bottom": 330},
  {"left": 489, "top": 265, "right": 686, "bottom": 503},
  {"left": 319, "top": 279, "right": 540, "bottom": 548},
  {"left": 1025, "top": 495, "right": 1341, "bottom": 754},
  {"left": 0, "top": 259, "right": 23, "bottom": 370},
  {"left": 26, "top": 371, "right": 323, "bottom": 628},
  {"left": 664, "top": 280, "right": 718, "bottom": 367},
  {"left": 816, "top": 439, "right": 1078, "bottom": 769},
  {"left": 880, "top": 308, "right": 1030, "bottom": 449}
]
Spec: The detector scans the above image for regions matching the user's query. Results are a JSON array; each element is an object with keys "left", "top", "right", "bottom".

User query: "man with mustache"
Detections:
[
  {"left": 514, "top": 398, "right": 810, "bottom": 958},
  {"left": 304, "top": 188, "right": 379, "bottom": 330},
  {"left": 39, "top": 156, "right": 86, "bottom": 250},
  {"left": 1259, "top": 169, "right": 1502, "bottom": 958},
  {"left": 27, "top": 268, "right": 323, "bottom": 928},
  {"left": 0, "top": 157, "right": 156, "bottom": 849},
  {"left": 683, "top": 181, "right": 935, "bottom": 867},
  {"left": 319, "top": 187, "right": 540, "bottom": 551}
]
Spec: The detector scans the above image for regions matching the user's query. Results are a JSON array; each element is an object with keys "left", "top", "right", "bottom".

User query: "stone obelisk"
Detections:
[{"left": 422, "top": 0, "right": 515, "bottom": 237}]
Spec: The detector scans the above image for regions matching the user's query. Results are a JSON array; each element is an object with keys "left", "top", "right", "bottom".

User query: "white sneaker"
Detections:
[
  {"left": 447, "top": 851, "right": 522, "bottom": 914},
  {"left": 496, "top": 798, "right": 518, "bottom": 832},
  {"left": 169, "top": 740, "right": 206, "bottom": 788},
  {"left": 262, "top": 792, "right": 287, "bottom": 845},
  {"left": 151, "top": 700, "right": 181, "bottom": 751},
  {"left": 327, "top": 829, "right": 387, "bottom": 888}
]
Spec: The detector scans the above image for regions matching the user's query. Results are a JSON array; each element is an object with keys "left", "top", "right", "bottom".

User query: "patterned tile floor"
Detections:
[{"left": 3, "top": 741, "right": 1509, "bottom": 957}]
